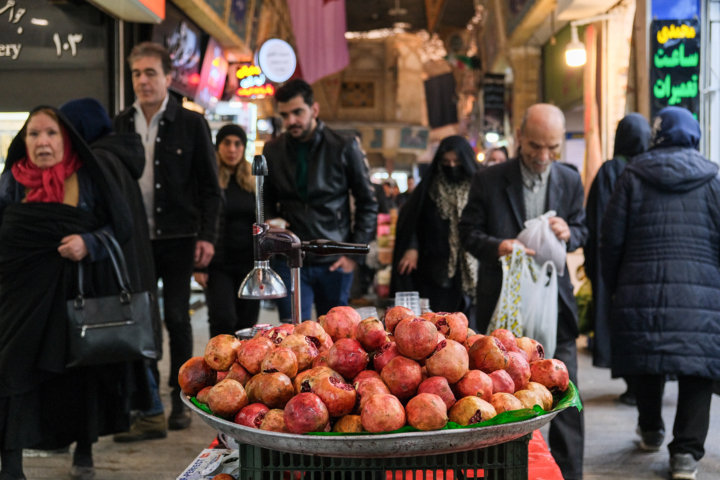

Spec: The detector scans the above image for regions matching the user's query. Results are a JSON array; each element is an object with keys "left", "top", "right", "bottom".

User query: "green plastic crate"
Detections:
[{"left": 238, "top": 434, "right": 530, "bottom": 480}]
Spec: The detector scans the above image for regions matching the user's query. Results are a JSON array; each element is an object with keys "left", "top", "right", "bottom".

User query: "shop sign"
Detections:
[
  {"left": 257, "top": 39, "right": 296, "bottom": 83},
  {"left": 483, "top": 73, "right": 505, "bottom": 135},
  {"left": 234, "top": 63, "right": 275, "bottom": 97},
  {"left": 650, "top": 19, "right": 700, "bottom": 118},
  {"left": 195, "top": 38, "right": 228, "bottom": 109}
]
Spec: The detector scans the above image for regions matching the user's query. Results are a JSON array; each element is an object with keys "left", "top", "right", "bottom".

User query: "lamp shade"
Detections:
[
  {"left": 565, "top": 25, "right": 586, "bottom": 67},
  {"left": 238, "top": 261, "right": 288, "bottom": 299}
]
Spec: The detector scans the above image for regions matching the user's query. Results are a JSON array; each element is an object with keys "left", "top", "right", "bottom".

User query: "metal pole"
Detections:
[
  {"left": 290, "top": 267, "right": 302, "bottom": 325},
  {"left": 255, "top": 175, "right": 264, "bottom": 224}
]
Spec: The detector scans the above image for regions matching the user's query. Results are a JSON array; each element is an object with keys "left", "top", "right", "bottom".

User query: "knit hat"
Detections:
[{"left": 216, "top": 124, "right": 247, "bottom": 150}]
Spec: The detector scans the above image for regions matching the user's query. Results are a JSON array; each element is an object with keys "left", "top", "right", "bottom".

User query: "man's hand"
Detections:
[
  {"left": 549, "top": 216, "right": 571, "bottom": 242},
  {"left": 498, "top": 239, "right": 535, "bottom": 257},
  {"left": 58, "top": 235, "right": 89, "bottom": 262},
  {"left": 398, "top": 249, "right": 418, "bottom": 275},
  {"left": 329, "top": 256, "right": 356, "bottom": 273},
  {"left": 193, "top": 272, "right": 208, "bottom": 289},
  {"left": 194, "top": 240, "right": 215, "bottom": 269}
]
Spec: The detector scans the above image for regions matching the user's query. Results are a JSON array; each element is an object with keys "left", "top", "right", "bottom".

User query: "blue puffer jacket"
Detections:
[{"left": 601, "top": 146, "right": 720, "bottom": 379}]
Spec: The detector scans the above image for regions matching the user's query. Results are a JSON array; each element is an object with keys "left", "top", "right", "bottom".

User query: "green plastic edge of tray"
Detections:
[{"left": 190, "top": 380, "right": 582, "bottom": 436}]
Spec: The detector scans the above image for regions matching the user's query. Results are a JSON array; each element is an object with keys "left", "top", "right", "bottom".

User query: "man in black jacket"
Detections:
[
  {"left": 264, "top": 80, "right": 378, "bottom": 320},
  {"left": 459, "top": 104, "right": 587, "bottom": 480},
  {"left": 112, "top": 42, "right": 221, "bottom": 439}
]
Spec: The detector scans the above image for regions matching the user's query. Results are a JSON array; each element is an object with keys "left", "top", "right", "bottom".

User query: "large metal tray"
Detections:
[{"left": 182, "top": 394, "right": 563, "bottom": 458}]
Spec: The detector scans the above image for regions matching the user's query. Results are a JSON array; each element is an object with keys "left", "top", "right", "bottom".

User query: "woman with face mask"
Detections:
[{"left": 391, "top": 136, "right": 479, "bottom": 322}]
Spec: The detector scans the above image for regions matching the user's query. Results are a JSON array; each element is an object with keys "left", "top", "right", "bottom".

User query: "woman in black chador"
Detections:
[
  {"left": 0, "top": 107, "right": 150, "bottom": 480},
  {"left": 391, "top": 136, "right": 479, "bottom": 322}
]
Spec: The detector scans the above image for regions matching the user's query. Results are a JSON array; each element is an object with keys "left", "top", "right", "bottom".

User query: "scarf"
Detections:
[
  {"left": 11, "top": 128, "right": 82, "bottom": 204},
  {"left": 429, "top": 169, "right": 478, "bottom": 299}
]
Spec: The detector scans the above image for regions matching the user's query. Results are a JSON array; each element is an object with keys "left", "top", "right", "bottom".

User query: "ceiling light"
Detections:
[
  {"left": 485, "top": 132, "right": 500, "bottom": 143},
  {"left": 477, "top": 152, "right": 485, "bottom": 162},
  {"left": 565, "top": 25, "right": 586, "bottom": 67}
]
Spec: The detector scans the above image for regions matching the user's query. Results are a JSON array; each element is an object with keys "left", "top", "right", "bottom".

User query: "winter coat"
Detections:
[{"left": 601, "top": 147, "right": 720, "bottom": 379}]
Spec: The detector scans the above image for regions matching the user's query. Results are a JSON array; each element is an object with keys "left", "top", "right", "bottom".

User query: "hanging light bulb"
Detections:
[{"left": 565, "top": 24, "right": 586, "bottom": 67}]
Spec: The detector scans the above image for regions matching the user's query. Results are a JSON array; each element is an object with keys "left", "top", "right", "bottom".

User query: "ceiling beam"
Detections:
[
  {"left": 506, "top": 0, "right": 557, "bottom": 47},
  {"left": 425, "top": 0, "right": 448, "bottom": 32},
  {"left": 172, "top": 0, "right": 250, "bottom": 54}
]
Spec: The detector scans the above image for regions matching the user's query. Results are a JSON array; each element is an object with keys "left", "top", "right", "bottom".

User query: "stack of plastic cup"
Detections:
[
  {"left": 420, "top": 298, "right": 432, "bottom": 314},
  {"left": 355, "top": 306, "right": 379, "bottom": 320},
  {"left": 394, "top": 291, "right": 421, "bottom": 316}
]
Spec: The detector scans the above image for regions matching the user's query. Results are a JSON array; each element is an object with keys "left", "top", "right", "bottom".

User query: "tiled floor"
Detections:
[{"left": 19, "top": 303, "right": 720, "bottom": 479}]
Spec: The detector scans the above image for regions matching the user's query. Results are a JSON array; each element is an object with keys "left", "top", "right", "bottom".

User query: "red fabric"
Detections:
[{"left": 11, "top": 127, "right": 82, "bottom": 204}]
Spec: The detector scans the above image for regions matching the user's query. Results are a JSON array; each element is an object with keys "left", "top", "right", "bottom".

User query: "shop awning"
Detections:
[{"left": 89, "top": 0, "right": 165, "bottom": 23}]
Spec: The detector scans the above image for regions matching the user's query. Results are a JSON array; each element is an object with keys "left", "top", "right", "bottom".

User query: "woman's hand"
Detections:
[
  {"left": 398, "top": 249, "right": 419, "bottom": 275},
  {"left": 58, "top": 235, "right": 89, "bottom": 262},
  {"left": 194, "top": 272, "right": 208, "bottom": 289}
]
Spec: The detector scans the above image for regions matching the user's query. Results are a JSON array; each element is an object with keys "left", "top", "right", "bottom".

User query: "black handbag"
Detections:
[{"left": 66, "top": 231, "right": 156, "bottom": 367}]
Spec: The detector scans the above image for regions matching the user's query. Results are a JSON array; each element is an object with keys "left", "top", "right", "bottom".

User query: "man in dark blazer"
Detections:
[{"left": 459, "top": 104, "right": 587, "bottom": 480}]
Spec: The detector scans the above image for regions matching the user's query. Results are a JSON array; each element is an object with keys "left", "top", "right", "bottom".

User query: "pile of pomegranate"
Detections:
[{"left": 179, "top": 306, "right": 570, "bottom": 434}]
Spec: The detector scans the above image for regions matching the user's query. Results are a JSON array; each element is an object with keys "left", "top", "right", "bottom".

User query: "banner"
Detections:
[{"left": 483, "top": 73, "right": 505, "bottom": 135}]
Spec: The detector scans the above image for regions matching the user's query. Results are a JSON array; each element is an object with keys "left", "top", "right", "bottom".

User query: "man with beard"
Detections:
[
  {"left": 459, "top": 104, "right": 587, "bottom": 480},
  {"left": 263, "top": 80, "right": 378, "bottom": 321}
]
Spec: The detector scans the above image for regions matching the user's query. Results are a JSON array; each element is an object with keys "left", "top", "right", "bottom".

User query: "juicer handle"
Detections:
[{"left": 300, "top": 239, "right": 370, "bottom": 256}]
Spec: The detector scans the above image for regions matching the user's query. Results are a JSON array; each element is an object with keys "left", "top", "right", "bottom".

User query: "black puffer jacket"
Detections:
[{"left": 601, "top": 147, "right": 720, "bottom": 379}]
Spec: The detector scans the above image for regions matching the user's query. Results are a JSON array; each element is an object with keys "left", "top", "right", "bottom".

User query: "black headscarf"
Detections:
[
  {"left": 613, "top": 113, "right": 652, "bottom": 158},
  {"left": 59, "top": 98, "right": 113, "bottom": 145},
  {"left": 650, "top": 106, "right": 701, "bottom": 150}
]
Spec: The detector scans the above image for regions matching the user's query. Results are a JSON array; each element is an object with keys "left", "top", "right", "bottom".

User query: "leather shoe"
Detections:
[
  {"left": 168, "top": 406, "right": 192, "bottom": 430},
  {"left": 113, "top": 413, "right": 167, "bottom": 443},
  {"left": 69, "top": 466, "right": 96, "bottom": 480}
]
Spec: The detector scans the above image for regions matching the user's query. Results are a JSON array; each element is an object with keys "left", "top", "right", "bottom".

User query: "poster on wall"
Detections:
[
  {"left": 483, "top": 73, "right": 505, "bottom": 135},
  {"left": 195, "top": 38, "right": 228, "bottom": 109},
  {"left": 650, "top": 19, "right": 700, "bottom": 119}
]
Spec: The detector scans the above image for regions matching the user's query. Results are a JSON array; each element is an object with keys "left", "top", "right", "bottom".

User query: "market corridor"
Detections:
[{"left": 20, "top": 305, "right": 720, "bottom": 480}]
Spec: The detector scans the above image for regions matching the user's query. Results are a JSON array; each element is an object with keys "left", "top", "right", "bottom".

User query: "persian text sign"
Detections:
[{"left": 650, "top": 19, "right": 700, "bottom": 118}]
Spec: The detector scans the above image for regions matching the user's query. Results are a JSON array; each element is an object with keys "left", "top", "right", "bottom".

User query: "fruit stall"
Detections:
[{"left": 176, "top": 308, "right": 581, "bottom": 480}]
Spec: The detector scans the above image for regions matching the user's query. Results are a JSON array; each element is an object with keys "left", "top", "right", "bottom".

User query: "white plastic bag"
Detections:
[
  {"left": 487, "top": 245, "right": 525, "bottom": 337},
  {"left": 517, "top": 210, "right": 566, "bottom": 276},
  {"left": 520, "top": 258, "right": 558, "bottom": 359}
]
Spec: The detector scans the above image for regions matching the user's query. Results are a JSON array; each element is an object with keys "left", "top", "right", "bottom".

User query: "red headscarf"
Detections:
[{"left": 11, "top": 121, "right": 82, "bottom": 204}]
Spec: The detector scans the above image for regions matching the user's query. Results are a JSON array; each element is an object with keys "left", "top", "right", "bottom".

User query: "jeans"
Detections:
[
  {"left": 633, "top": 374, "right": 714, "bottom": 460},
  {"left": 272, "top": 259, "right": 354, "bottom": 321},
  {"left": 144, "top": 366, "right": 164, "bottom": 416},
  {"left": 206, "top": 266, "right": 260, "bottom": 337}
]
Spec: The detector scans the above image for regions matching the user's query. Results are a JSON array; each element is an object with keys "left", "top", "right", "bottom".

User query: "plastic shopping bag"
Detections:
[
  {"left": 487, "top": 245, "right": 525, "bottom": 337},
  {"left": 521, "top": 258, "right": 558, "bottom": 359},
  {"left": 517, "top": 210, "right": 566, "bottom": 276}
]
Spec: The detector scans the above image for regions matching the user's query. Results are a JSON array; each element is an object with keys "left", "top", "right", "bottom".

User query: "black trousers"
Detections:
[
  {"left": 633, "top": 374, "right": 714, "bottom": 460},
  {"left": 206, "top": 266, "right": 260, "bottom": 338},
  {"left": 152, "top": 237, "right": 196, "bottom": 394},
  {"left": 548, "top": 300, "right": 585, "bottom": 480}
]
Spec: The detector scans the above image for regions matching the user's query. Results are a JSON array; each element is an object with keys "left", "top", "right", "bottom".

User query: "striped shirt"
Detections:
[{"left": 519, "top": 159, "right": 551, "bottom": 221}]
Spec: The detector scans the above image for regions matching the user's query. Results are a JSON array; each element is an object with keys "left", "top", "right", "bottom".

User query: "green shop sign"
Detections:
[{"left": 650, "top": 19, "right": 700, "bottom": 118}]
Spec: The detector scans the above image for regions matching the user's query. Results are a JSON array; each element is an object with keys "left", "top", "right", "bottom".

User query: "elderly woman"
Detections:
[
  {"left": 601, "top": 107, "right": 720, "bottom": 480},
  {"left": 0, "top": 107, "right": 146, "bottom": 480},
  {"left": 392, "top": 136, "right": 479, "bottom": 321},
  {"left": 194, "top": 125, "right": 260, "bottom": 337}
]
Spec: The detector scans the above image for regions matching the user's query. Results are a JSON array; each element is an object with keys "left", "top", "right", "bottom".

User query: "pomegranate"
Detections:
[
  {"left": 211, "top": 474, "right": 235, "bottom": 480},
  {"left": 509, "top": 346, "right": 529, "bottom": 362},
  {"left": 514, "top": 390, "right": 543, "bottom": 410},
  {"left": 381, "top": 356, "right": 422, "bottom": 399},
  {"left": 178, "top": 357, "right": 217, "bottom": 396},
  {"left": 490, "top": 329, "right": 518, "bottom": 351},
  {"left": 294, "top": 320, "right": 328, "bottom": 344},
  {"left": 196, "top": 386, "right": 212, "bottom": 404},
  {"left": 225, "top": 362, "right": 251, "bottom": 386},
  {"left": 237, "top": 337, "right": 274, "bottom": 375},
  {"left": 420, "top": 366, "right": 429, "bottom": 383},
  {"left": 353, "top": 370, "right": 381, "bottom": 383},
  {"left": 319, "top": 335, "right": 334, "bottom": 353},
  {"left": 242, "top": 374, "right": 263, "bottom": 404},
  {"left": 425, "top": 339, "right": 469, "bottom": 384},
  {"left": 516, "top": 337, "right": 545, "bottom": 363},
  {"left": 327, "top": 339, "right": 369, "bottom": 380},
  {"left": 312, "top": 375, "right": 357, "bottom": 417},
  {"left": 360, "top": 394, "right": 406, "bottom": 432},
  {"left": 261, "top": 347, "right": 299, "bottom": 379},
  {"left": 203, "top": 335, "right": 242, "bottom": 371},
  {"left": 525, "top": 382, "right": 554, "bottom": 411},
  {"left": 276, "top": 323, "right": 295, "bottom": 334},
  {"left": 234, "top": 403, "right": 270, "bottom": 428},
  {"left": 259, "top": 409, "right": 290, "bottom": 433},
  {"left": 417, "top": 376, "right": 456, "bottom": 409},
  {"left": 293, "top": 367, "right": 343, "bottom": 395},
  {"left": 452, "top": 370, "right": 493, "bottom": 402},
  {"left": 383, "top": 306, "right": 415, "bottom": 334},
  {"left": 284, "top": 393, "right": 330, "bottom": 434},
  {"left": 467, "top": 328, "right": 477, "bottom": 336},
  {"left": 394, "top": 318, "right": 438, "bottom": 360},
  {"left": 429, "top": 313, "right": 468, "bottom": 344},
  {"left": 356, "top": 317, "right": 388, "bottom": 351},
  {"left": 489, "top": 369, "right": 515, "bottom": 395},
  {"left": 254, "top": 372, "right": 294, "bottom": 409},
  {"left": 506, "top": 351, "right": 531, "bottom": 392},
  {"left": 320, "top": 307, "right": 361, "bottom": 341},
  {"left": 354, "top": 377, "right": 391, "bottom": 411},
  {"left": 207, "top": 379, "right": 249, "bottom": 418},
  {"left": 464, "top": 334, "right": 484, "bottom": 352},
  {"left": 262, "top": 326, "right": 291, "bottom": 346},
  {"left": 490, "top": 392, "right": 524, "bottom": 413},
  {"left": 373, "top": 342, "right": 401, "bottom": 374},
  {"left": 332, "top": 415, "right": 364, "bottom": 433},
  {"left": 469, "top": 336, "right": 509, "bottom": 373},
  {"left": 279, "top": 334, "right": 319, "bottom": 371},
  {"left": 448, "top": 396, "right": 497, "bottom": 426},
  {"left": 529, "top": 359, "right": 570, "bottom": 394},
  {"left": 215, "top": 371, "right": 228, "bottom": 384},
  {"left": 406, "top": 393, "right": 448, "bottom": 431},
  {"left": 312, "top": 353, "right": 329, "bottom": 368}
]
